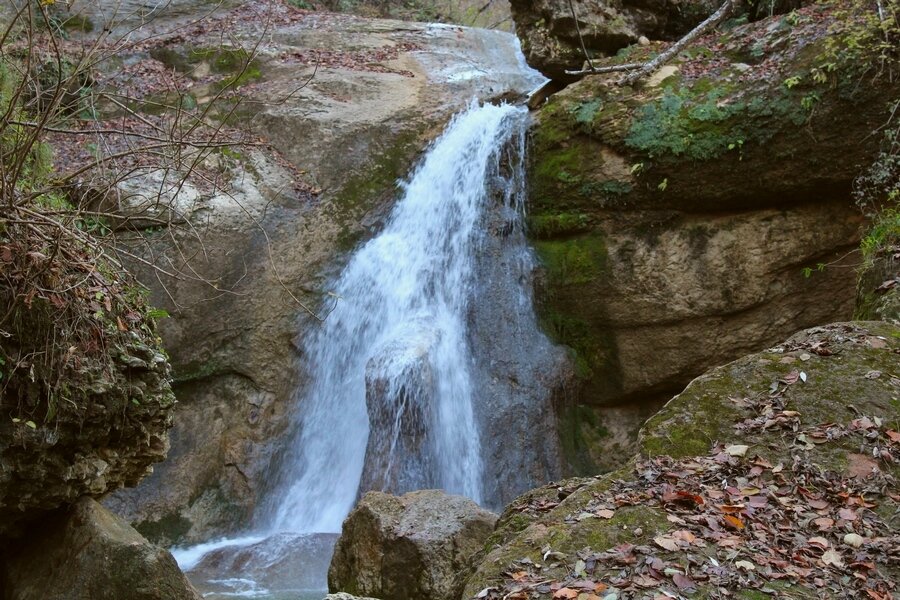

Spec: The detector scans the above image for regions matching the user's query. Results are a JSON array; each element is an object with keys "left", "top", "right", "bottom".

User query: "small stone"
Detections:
[{"left": 638, "top": 35, "right": 650, "bottom": 45}]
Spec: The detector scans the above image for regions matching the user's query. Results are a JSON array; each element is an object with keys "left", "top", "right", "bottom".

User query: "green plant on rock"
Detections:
[{"left": 816, "top": 0, "right": 900, "bottom": 80}]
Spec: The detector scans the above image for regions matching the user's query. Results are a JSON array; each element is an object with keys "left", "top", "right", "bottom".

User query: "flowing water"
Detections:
[{"left": 173, "top": 68, "right": 563, "bottom": 600}]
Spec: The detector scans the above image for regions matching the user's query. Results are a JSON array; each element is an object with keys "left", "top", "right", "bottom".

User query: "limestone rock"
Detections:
[
  {"left": 525, "top": 6, "right": 899, "bottom": 473},
  {"left": 324, "top": 594, "right": 381, "bottom": 600},
  {"left": 0, "top": 331, "right": 174, "bottom": 539},
  {"left": 461, "top": 321, "right": 900, "bottom": 598},
  {"left": 1, "top": 497, "right": 200, "bottom": 600},
  {"left": 361, "top": 326, "right": 440, "bottom": 495},
  {"left": 328, "top": 490, "right": 497, "bottom": 600}
]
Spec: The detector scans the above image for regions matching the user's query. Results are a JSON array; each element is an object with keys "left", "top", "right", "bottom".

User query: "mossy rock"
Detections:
[{"left": 461, "top": 321, "right": 900, "bottom": 599}]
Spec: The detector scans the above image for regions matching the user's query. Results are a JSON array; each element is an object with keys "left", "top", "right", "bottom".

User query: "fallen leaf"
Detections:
[
  {"left": 596, "top": 509, "right": 615, "bottom": 519},
  {"left": 838, "top": 508, "right": 858, "bottom": 521},
  {"left": 821, "top": 548, "right": 844, "bottom": 568},
  {"left": 723, "top": 515, "right": 744, "bottom": 530},
  {"left": 735, "top": 560, "right": 755, "bottom": 571},
  {"left": 847, "top": 453, "right": 880, "bottom": 479},
  {"left": 813, "top": 517, "right": 834, "bottom": 530},
  {"left": 655, "top": 535, "right": 680, "bottom": 551},
  {"left": 724, "top": 444, "right": 749, "bottom": 457},
  {"left": 672, "top": 573, "right": 695, "bottom": 590},
  {"left": 553, "top": 588, "right": 578, "bottom": 599},
  {"left": 809, "top": 536, "right": 830, "bottom": 548}
]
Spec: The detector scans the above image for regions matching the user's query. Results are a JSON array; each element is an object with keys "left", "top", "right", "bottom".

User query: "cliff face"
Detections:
[{"left": 518, "top": 0, "right": 899, "bottom": 472}]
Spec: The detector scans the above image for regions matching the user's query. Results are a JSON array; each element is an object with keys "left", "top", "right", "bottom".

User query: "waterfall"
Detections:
[
  {"left": 263, "top": 101, "right": 530, "bottom": 534},
  {"left": 173, "top": 94, "right": 572, "bottom": 600}
]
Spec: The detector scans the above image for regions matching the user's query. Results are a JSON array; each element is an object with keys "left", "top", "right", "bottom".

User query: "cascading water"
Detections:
[
  {"left": 173, "top": 96, "right": 573, "bottom": 598},
  {"left": 263, "top": 101, "right": 528, "bottom": 534}
]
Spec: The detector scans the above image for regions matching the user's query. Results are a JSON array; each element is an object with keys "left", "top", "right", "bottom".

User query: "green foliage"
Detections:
[
  {"left": 816, "top": 0, "right": 900, "bottom": 78},
  {"left": 625, "top": 85, "right": 752, "bottom": 161}
]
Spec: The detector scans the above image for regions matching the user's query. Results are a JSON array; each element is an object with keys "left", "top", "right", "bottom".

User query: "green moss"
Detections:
[
  {"left": 624, "top": 77, "right": 811, "bottom": 162},
  {"left": 557, "top": 403, "right": 609, "bottom": 474},
  {"left": 534, "top": 233, "right": 607, "bottom": 286},
  {"left": 527, "top": 212, "right": 591, "bottom": 239},
  {"left": 173, "top": 358, "right": 222, "bottom": 384},
  {"left": 331, "top": 126, "right": 425, "bottom": 252}
]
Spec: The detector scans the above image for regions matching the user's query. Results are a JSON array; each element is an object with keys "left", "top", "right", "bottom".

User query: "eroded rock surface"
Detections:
[
  {"left": 329, "top": 490, "right": 497, "bottom": 600},
  {"left": 1, "top": 497, "right": 200, "bottom": 600},
  {"left": 462, "top": 321, "right": 900, "bottom": 599}
]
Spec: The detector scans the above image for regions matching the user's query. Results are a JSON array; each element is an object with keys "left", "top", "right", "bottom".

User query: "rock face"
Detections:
[
  {"left": 328, "top": 490, "right": 497, "bottom": 600},
  {"left": 1, "top": 497, "right": 200, "bottom": 600},
  {"left": 524, "top": 4, "right": 898, "bottom": 473},
  {"left": 0, "top": 320, "right": 175, "bottom": 539},
  {"left": 99, "top": 2, "right": 544, "bottom": 544},
  {"left": 509, "top": 0, "right": 720, "bottom": 79},
  {"left": 462, "top": 321, "right": 900, "bottom": 598}
]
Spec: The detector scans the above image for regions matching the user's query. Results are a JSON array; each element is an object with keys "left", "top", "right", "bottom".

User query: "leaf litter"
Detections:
[{"left": 480, "top": 422, "right": 899, "bottom": 599}]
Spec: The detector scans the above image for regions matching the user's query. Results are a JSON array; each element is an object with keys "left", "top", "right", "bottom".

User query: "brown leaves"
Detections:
[{"left": 488, "top": 406, "right": 900, "bottom": 600}]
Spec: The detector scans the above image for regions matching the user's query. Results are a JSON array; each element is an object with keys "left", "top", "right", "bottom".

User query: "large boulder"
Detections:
[
  {"left": 329, "top": 490, "right": 498, "bottom": 600},
  {"left": 462, "top": 321, "right": 900, "bottom": 599},
  {"left": 1, "top": 497, "right": 200, "bottom": 600},
  {"left": 525, "top": 2, "right": 899, "bottom": 473}
]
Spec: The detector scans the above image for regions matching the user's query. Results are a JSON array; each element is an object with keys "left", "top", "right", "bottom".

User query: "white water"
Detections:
[{"left": 264, "top": 101, "right": 530, "bottom": 533}]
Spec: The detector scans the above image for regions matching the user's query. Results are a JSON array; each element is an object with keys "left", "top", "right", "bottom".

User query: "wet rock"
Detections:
[
  {"left": 1, "top": 497, "right": 199, "bottom": 600},
  {"left": 186, "top": 532, "right": 339, "bottom": 597},
  {"left": 328, "top": 490, "right": 497, "bottom": 600},
  {"left": 324, "top": 594, "right": 381, "bottom": 600},
  {"left": 361, "top": 326, "right": 439, "bottom": 495}
]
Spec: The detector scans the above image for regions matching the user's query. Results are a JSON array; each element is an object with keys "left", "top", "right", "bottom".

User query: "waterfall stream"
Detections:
[
  {"left": 173, "top": 95, "right": 568, "bottom": 600},
  {"left": 263, "top": 102, "right": 526, "bottom": 533}
]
